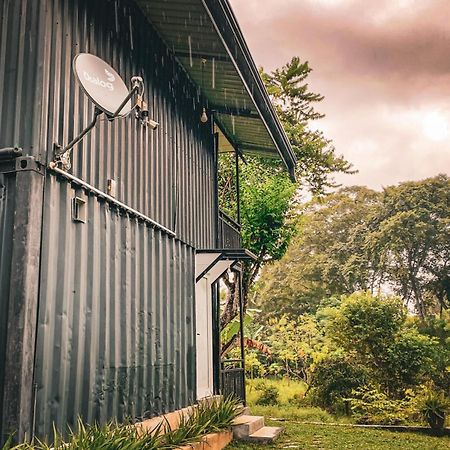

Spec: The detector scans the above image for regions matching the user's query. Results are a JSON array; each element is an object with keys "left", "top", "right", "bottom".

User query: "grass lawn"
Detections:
[
  {"left": 232, "top": 378, "right": 450, "bottom": 449},
  {"left": 228, "top": 420, "right": 450, "bottom": 449}
]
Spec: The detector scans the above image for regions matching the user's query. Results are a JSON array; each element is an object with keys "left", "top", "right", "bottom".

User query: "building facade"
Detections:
[{"left": 0, "top": 0, "right": 295, "bottom": 442}]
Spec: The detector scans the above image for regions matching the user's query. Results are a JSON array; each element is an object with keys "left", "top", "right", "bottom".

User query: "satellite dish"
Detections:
[{"left": 73, "top": 53, "right": 132, "bottom": 117}]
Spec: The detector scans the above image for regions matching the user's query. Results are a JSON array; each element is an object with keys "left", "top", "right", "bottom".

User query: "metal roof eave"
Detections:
[
  {"left": 134, "top": 0, "right": 297, "bottom": 182},
  {"left": 202, "top": 0, "right": 297, "bottom": 181}
]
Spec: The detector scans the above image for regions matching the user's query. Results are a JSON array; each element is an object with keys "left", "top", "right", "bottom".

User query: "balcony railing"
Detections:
[
  {"left": 218, "top": 210, "right": 241, "bottom": 249},
  {"left": 221, "top": 359, "right": 246, "bottom": 404}
]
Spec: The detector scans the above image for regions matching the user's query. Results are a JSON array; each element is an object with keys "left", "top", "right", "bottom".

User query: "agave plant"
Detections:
[
  {"left": 420, "top": 392, "right": 449, "bottom": 430},
  {"left": 3, "top": 396, "right": 241, "bottom": 450},
  {"left": 194, "top": 395, "right": 242, "bottom": 433}
]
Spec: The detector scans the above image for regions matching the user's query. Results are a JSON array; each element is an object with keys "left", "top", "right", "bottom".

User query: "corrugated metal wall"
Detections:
[
  {"left": 0, "top": 173, "right": 15, "bottom": 439},
  {"left": 34, "top": 175, "right": 197, "bottom": 435},
  {"left": 1, "top": 0, "right": 219, "bottom": 440},
  {"left": 36, "top": 0, "right": 217, "bottom": 248},
  {"left": 0, "top": 0, "right": 43, "bottom": 156},
  {"left": 1, "top": 0, "right": 217, "bottom": 248}
]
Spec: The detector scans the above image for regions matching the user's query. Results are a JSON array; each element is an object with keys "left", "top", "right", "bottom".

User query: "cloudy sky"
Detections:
[{"left": 229, "top": 0, "right": 450, "bottom": 190}]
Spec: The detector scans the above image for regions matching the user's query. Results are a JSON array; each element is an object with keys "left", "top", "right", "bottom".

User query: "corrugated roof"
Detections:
[{"left": 135, "top": 0, "right": 296, "bottom": 180}]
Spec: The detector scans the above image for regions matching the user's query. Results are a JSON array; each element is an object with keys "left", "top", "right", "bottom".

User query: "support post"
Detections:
[
  {"left": 236, "top": 267, "right": 246, "bottom": 405},
  {"left": 211, "top": 282, "right": 221, "bottom": 395},
  {"left": 234, "top": 149, "right": 241, "bottom": 225},
  {"left": 1, "top": 159, "right": 45, "bottom": 443}
]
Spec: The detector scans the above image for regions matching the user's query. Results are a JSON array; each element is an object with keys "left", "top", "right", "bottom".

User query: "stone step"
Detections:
[
  {"left": 239, "top": 405, "right": 251, "bottom": 416},
  {"left": 246, "top": 426, "right": 284, "bottom": 444},
  {"left": 232, "top": 415, "right": 265, "bottom": 439}
]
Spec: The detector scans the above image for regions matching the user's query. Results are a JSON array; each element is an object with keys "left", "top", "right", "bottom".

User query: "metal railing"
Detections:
[
  {"left": 221, "top": 359, "right": 246, "bottom": 404},
  {"left": 218, "top": 210, "right": 241, "bottom": 249}
]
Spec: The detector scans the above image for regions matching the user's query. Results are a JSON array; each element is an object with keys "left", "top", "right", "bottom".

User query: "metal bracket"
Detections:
[{"left": 0, "top": 155, "right": 44, "bottom": 175}]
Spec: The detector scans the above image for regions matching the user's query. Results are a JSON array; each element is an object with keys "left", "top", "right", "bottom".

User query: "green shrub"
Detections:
[
  {"left": 3, "top": 419, "right": 164, "bottom": 450},
  {"left": 288, "top": 392, "right": 312, "bottom": 407},
  {"left": 255, "top": 382, "right": 280, "bottom": 405},
  {"left": 346, "top": 387, "right": 415, "bottom": 425},
  {"left": 194, "top": 395, "right": 241, "bottom": 432},
  {"left": 309, "top": 354, "right": 367, "bottom": 414}
]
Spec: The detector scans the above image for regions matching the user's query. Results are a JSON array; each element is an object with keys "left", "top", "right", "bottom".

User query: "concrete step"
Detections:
[
  {"left": 232, "top": 415, "right": 265, "bottom": 439},
  {"left": 238, "top": 405, "right": 251, "bottom": 416},
  {"left": 246, "top": 426, "right": 284, "bottom": 444}
]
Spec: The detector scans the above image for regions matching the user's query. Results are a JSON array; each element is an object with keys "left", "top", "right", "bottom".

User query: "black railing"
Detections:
[
  {"left": 218, "top": 210, "right": 241, "bottom": 249},
  {"left": 221, "top": 359, "right": 246, "bottom": 404}
]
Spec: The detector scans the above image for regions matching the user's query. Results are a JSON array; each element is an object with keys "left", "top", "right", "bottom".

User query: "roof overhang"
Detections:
[
  {"left": 135, "top": 0, "right": 296, "bottom": 181},
  {"left": 195, "top": 248, "right": 257, "bottom": 283}
]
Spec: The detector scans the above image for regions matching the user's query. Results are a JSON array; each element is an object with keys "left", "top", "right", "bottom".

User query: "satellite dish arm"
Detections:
[
  {"left": 57, "top": 107, "right": 103, "bottom": 156},
  {"left": 111, "top": 77, "right": 142, "bottom": 118}
]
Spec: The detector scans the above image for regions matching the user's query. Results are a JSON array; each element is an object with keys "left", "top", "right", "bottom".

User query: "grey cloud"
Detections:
[{"left": 230, "top": 0, "right": 450, "bottom": 189}]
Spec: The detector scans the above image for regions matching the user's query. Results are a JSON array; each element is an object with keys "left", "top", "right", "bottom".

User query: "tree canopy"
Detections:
[
  {"left": 218, "top": 57, "right": 353, "bottom": 329},
  {"left": 254, "top": 175, "right": 450, "bottom": 320}
]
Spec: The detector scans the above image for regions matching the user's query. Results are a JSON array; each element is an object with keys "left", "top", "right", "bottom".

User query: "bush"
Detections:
[
  {"left": 255, "top": 382, "right": 280, "bottom": 406},
  {"left": 346, "top": 387, "right": 415, "bottom": 425},
  {"left": 309, "top": 354, "right": 367, "bottom": 414}
]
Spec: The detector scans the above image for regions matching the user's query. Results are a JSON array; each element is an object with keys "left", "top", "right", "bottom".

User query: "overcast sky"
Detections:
[{"left": 229, "top": 0, "right": 450, "bottom": 190}]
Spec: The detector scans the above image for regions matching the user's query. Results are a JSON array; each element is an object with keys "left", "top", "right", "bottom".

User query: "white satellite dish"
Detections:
[
  {"left": 73, "top": 53, "right": 132, "bottom": 117},
  {"left": 52, "top": 53, "right": 159, "bottom": 171}
]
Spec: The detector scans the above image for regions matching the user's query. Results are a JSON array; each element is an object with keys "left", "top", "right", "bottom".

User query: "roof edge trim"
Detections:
[{"left": 202, "top": 0, "right": 297, "bottom": 182}]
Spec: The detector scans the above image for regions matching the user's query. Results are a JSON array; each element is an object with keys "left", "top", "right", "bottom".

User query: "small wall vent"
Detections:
[{"left": 71, "top": 196, "right": 87, "bottom": 223}]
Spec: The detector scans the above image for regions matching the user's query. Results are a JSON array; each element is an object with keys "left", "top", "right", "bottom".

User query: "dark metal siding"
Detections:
[
  {"left": 2, "top": 0, "right": 216, "bottom": 248},
  {"left": 1, "top": 0, "right": 220, "bottom": 440},
  {"left": 0, "top": 0, "right": 44, "bottom": 156},
  {"left": 34, "top": 174, "right": 197, "bottom": 436},
  {"left": 0, "top": 173, "right": 15, "bottom": 440}
]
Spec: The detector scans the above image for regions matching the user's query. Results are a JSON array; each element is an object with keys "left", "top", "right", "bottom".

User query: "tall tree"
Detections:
[
  {"left": 262, "top": 57, "right": 353, "bottom": 194},
  {"left": 219, "top": 57, "right": 353, "bottom": 329},
  {"left": 254, "top": 186, "right": 381, "bottom": 318},
  {"left": 367, "top": 174, "right": 450, "bottom": 319}
]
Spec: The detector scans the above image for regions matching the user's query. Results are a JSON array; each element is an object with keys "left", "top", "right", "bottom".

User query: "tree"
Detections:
[
  {"left": 254, "top": 186, "right": 381, "bottom": 318},
  {"left": 219, "top": 57, "right": 353, "bottom": 330},
  {"left": 261, "top": 57, "right": 354, "bottom": 194},
  {"left": 366, "top": 174, "right": 450, "bottom": 319},
  {"left": 327, "top": 292, "right": 437, "bottom": 395}
]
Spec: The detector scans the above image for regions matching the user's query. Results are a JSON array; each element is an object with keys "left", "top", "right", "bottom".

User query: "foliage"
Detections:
[
  {"left": 239, "top": 160, "right": 296, "bottom": 262},
  {"left": 254, "top": 381, "right": 280, "bottom": 406},
  {"left": 346, "top": 387, "right": 416, "bottom": 425},
  {"left": 193, "top": 395, "right": 241, "bottom": 432},
  {"left": 261, "top": 57, "right": 353, "bottom": 194},
  {"left": 327, "top": 292, "right": 438, "bottom": 395},
  {"left": 254, "top": 186, "right": 381, "bottom": 318},
  {"left": 418, "top": 389, "right": 450, "bottom": 430},
  {"left": 309, "top": 354, "right": 368, "bottom": 415},
  {"left": 366, "top": 174, "right": 450, "bottom": 318},
  {"left": 219, "top": 57, "right": 353, "bottom": 330},
  {"left": 255, "top": 175, "right": 450, "bottom": 321},
  {"left": 415, "top": 312, "right": 450, "bottom": 391},
  {"left": 3, "top": 419, "right": 165, "bottom": 450},
  {"left": 257, "top": 313, "right": 329, "bottom": 380},
  {"left": 4, "top": 397, "right": 241, "bottom": 450},
  {"left": 245, "top": 351, "right": 266, "bottom": 378},
  {"left": 246, "top": 378, "right": 307, "bottom": 406}
]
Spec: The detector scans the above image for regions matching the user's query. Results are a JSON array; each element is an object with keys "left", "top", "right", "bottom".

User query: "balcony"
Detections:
[{"left": 218, "top": 210, "right": 241, "bottom": 249}]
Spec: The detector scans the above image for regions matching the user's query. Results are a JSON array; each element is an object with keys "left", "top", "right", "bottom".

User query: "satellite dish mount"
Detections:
[{"left": 52, "top": 54, "right": 158, "bottom": 171}]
